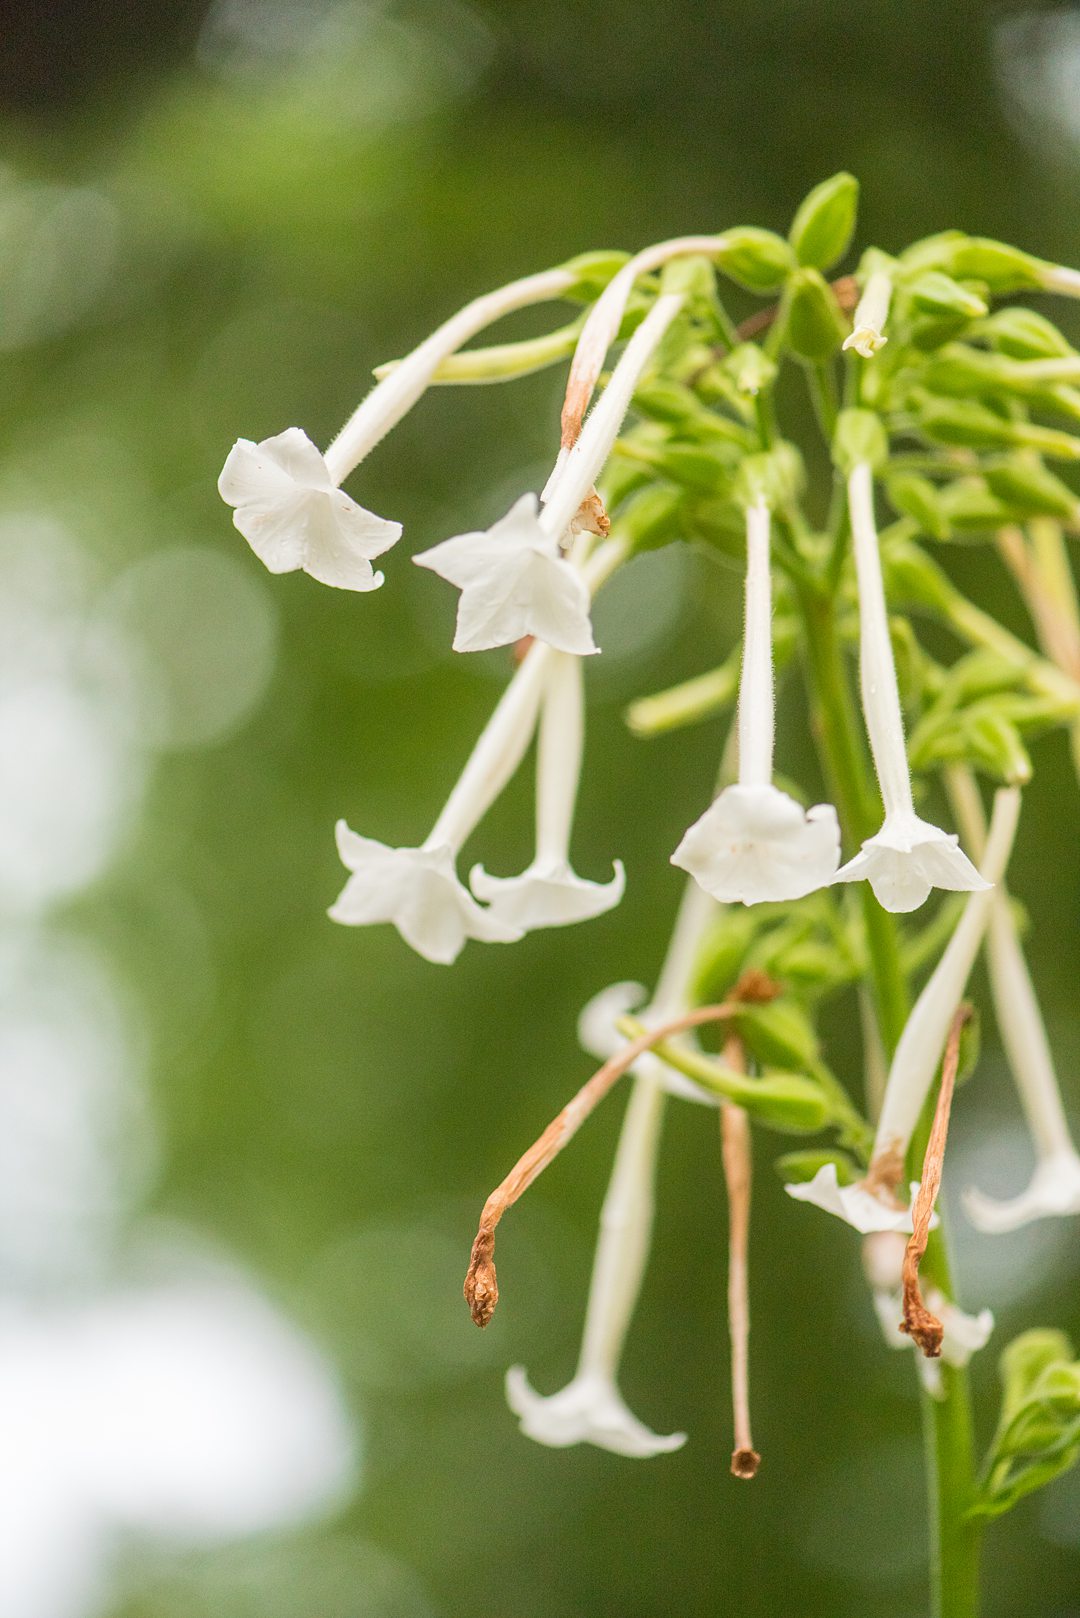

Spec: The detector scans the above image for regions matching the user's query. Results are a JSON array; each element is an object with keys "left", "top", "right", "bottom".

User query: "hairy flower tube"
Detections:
[
  {"left": 413, "top": 292, "right": 683, "bottom": 655},
  {"left": 834, "top": 462, "right": 987, "bottom": 912},
  {"left": 790, "top": 786, "right": 1021, "bottom": 1231},
  {"left": 507, "top": 879, "right": 718, "bottom": 1453},
  {"left": 672, "top": 501, "right": 840, "bottom": 904},
  {"left": 946, "top": 771, "right": 1080, "bottom": 1232},
  {"left": 219, "top": 264, "right": 577, "bottom": 590},
  {"left": 470, "top": 652, "right": 625, "bottom": 930}
]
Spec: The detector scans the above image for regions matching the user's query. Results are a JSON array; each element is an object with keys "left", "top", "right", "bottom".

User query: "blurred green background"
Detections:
[{"left": 3, "top": 2, "right": 1080, "bottom": 1614}]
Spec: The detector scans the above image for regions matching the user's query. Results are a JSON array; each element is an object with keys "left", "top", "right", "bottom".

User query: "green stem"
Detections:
[{"left": 919, "top": 1227, "right": 984, "bottom": 1618}]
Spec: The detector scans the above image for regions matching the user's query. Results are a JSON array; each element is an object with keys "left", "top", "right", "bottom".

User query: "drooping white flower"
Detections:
[
  {"left": 672, "top": 502, "right": 840, "bottom": 904},
  {"left": 471, "top": 652, "right": 624, "bottom": 928},
  {"left": 958, "top": 805, "right": 1080, "bottom": 1231},
  {"left": 870, "top": 1284, "right": 994, "bottom": 1396},
  {"left": 414, "top": 492, "right": 598, "bottom": 655},
  {"left": 505, "top": 1075, "right": 684, "bottom": 1458},
  {"left": 329, "top": 643, "right": 551, "bottom": 963},
  {"left": 790, "top": 786, "right": 1022, "bottom": 1233},
  {"left": 329, "top": 826, "right": 522, "bottom": 965},
  {"left": 506, "top": 1363, "right": 685, "bottom": 1458},
  {"left": 220, "top": 264, "right": 576, "bottom": 588},
  {"left": 786, "top": 1162, "right": 928, "bottom": 1234},
  {"left": 218, "top": 428, "right": 400, "bottom": 591},
  {"left": 842, "top": 268, "right": 893, "bottom": 358},
  {"left": 834, "top": 463, "right": 986, "bottom": 912},
  {"left": 415, "top": 292, "right": 685, "bottom": 656}
]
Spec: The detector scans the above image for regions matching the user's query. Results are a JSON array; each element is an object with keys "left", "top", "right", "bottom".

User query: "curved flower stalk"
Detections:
[
  {"left": 507, "top": 879, "right": 718, "bottom": 1454},
  {"left": 946, "top": 769, "right": 1080, "bottom": 1231},
  {"left": 672, "top": 501, "right": 841, "bottom": 904},
  {"left": 834, "top": 462, "right": 987, "bottom": 912},
  {"left": 789, "top": 786, "right": 1021, "bottom": 1232},
  {"left": 219, "top": 264, "right": 577, "bottom": 590},
  {"left": 471, "top": 652, "right": 625, "bottom": 930},
  {"left": 330, "top": 542, "right": 626, "bottom": 963},
  {"left": 842, "top": 267, "right": 893, "bottom": 359},
  {"left": 414, "top": 292, "right": 684, "bottom": 655}
]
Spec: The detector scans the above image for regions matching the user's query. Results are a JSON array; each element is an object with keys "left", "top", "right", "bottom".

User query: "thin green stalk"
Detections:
[{"left": 918, "top": 1227, "right": 984, "bottom": 1618}]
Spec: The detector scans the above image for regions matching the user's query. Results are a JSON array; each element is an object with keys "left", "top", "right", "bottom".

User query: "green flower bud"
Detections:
[
  {"left": 902, "top": 234, "right": 1050, "bottom": 293},
  {"left": 687, "top": 913, "right": 761, "bottom": 1004},
  {"left": 976, "top": 306, "right": 1074, "bottom": 360},
  {"left": 558, "top": 249, "right": 632, "bottom": 300},
  {"left": 984, "top": 458, "right": 1080, "bottom": 519},
  {"left": 660, "top": 253, "right": 717, "bottom": 302},
  {"left": 715, "top": 226, "right": 796, "bottom": 292},
  {"left": 968, "top": 713, "right": 1033, "bottom": 785},
  {"left": 905, "top": 271, "right": 989, "bottom": 320},
  {"left": 832, "top": 407, "right": 888, "bottom": 475},
  {"left": 886, "top": 472, "right": 949, "bottom": 539},
  {"left": 631, "top": 379, "right": 709, "bottom": 426},
  {"left": 720, "top": 341, "right": 778, "bottom": 396},
  {"left": 730, "top": 999, "right": 821, "bottom": 1072},
  {"left": 775, "top": 1149, "right": 859, "bottom": 1186},
  {"left": 733, "top": 442, "right": 805, "bottom": 509},
  {"left": 643, "top": 1039, "right": 829, "bottom": 1131},
  {"left": 788, "top": 171, "right": 859, "bottom": 271},
  {"left": 881, "top": 538, "right": 958, "bottom": 613},
  {"left": 938, "top": 478, "right": 1012, "bottom": 533},
  {"left": 917, "top": 396, "right": 1080, "bottom": 460},
  {"left": 1000, "top": 1331, "right": 1075, "bottom": 1413},
  {"left": 783, "top": 267, "right": 848, "bottom": 360}
]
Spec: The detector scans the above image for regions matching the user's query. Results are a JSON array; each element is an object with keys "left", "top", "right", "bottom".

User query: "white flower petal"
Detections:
[
  {"left": 842, "top": 325, "right": 888, "bottom": 359},
  {"left": 328, "top": 825, "right": 521, "bottom": 964},
  {"left": 870, "top": 1287, "right": 993, "bottom": 1379},
  {"left": 469, "top": 857, "right": 625, "bottom": 930},
  {"left": 505, "top": 1366, "right": 685, "bottom": 1458},
  {"left": 833, "top": 812, "right": 989, "bottom": 914},
  {"left": 219, "top": 428, "right": 401, "bottom": 590},
  {"left": 785, "top": 1163, "right": 937, "bottom": 1235},
  {"left": 576, "top": 981, "right": 717, "bottom": 1107},
  {"left": 671, "top": 783, "right": 840, "bottom": 906},
  {"left": 414, "top": 494, "right": 597, "bottom": 656},
  {"left": 963, "top": 1150, "right": 1080, "bottom": 1234}
]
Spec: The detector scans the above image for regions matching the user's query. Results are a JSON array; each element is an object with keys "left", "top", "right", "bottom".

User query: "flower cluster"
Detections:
[{"left": 220, "top": 177, "right": 1080, "bottom": 1521}]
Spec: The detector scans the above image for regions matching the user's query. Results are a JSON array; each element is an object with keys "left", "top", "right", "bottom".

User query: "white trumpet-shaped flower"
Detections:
[
  {"left": 330, "top": 645, "right": 552, "bottom": 962},
  {"left": 220, "top": 264, "right": 576, "bottom": 588},
  {"left": 471, "top": 652, "right": 624, "bottom": 928},
  {"left": 842, "top": 268, "right": 893, "bottom": 358},
  {"left": 218, "top": 428, "right": 400, "bottom": 591},
  {"left": 871, "top": 1284, "right": 994, "bottom": 1397},
  {"left": 507, "top": 877, "right": 723, "bottom": 1455},
  {"left": 672, "top": 502, "right": 840, "bottom": 904},
  {"left": 834, "top": 463, "right": 986, "bottom": 912},
  {"left": 790, "top": 786, "right": 1022, "bottom": 1232},
  {"left": 415, "top": 292, "right": 685, "bottom": 656},
  {"left": 945, "top": 771, "right": 1080, "bottom": 1232},
  {"left": 786, "top": 1162, "right": 930, "bottom": 1234}
]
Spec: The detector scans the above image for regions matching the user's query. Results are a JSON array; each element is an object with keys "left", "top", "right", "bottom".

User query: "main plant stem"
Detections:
[{"left": 797, "top": 579, "right": 981, "bottom": 1617}]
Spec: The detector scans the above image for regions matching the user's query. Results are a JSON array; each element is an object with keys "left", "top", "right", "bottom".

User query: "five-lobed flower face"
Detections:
[
  {"left": 328, "top": 824, "right": 522, "bottom": 965},
  {"left": 964, "top": 1150, "right": 1080, "bottom": 1233},
  {"left": 673, "top": 784, "right": 840, "bottom": 906},
  {"left": 785, "top": 1162, "right": 933, "bottom": 1234},
  {"left": 833, "top": 809, "right": 989, "bottom": 913},
  {"left": 470, "top": 856, "right": 625, "bottom": 930},
  {"left": 413, "top": 493, "right": 598, "bottom": 656},
  {"left": 218, "top": 428, "right": 401, "bottom": 591},
  {"left": 505, "top": 1365, "right": 685, "bottom": 1458}
]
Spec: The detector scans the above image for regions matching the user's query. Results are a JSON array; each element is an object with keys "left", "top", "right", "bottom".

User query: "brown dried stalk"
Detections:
[
  {"left": 464, "top": 977, "right": 779, "bottom": 1327},
  {"left": 899, "top": 1005, "right": 971, "bottom": 1357},
  {"left": 720, "top": 1032, "right": 760, "bottom": 1480}
]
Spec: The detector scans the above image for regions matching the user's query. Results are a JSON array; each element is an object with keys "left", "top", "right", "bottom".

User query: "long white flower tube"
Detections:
[
  {"left": 834, "top": 463, "right": 987, "bottom": 912},
  {"left": 414, "top": 293, "right": 684, "bottom": 655},
  {"left": 219, "top": 265, "right": 576, "bottom": 591},
  {"left": 672, "top": 502, "right": 841, "bottom": 904},
  {"left": 553, "top": 234, "right": 730, "bottom": 456},
  {"left": 790, "top": 786, "right": 1021, "bottom": 1232},
  {"left": 946, "top": 769, "right": 1080, "bottom": 1231},
  {"left": 471, "top": 653, "right": 624, "bottom": 929},
  {"left": 330, "top": 543, "right": 626, "bottom": 963},
  {"left": 842, "top": 269, "right": 893, "bottom": 359},
  {"left": 507, "top": 878, "right": 718, "bottom": 1454}
]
